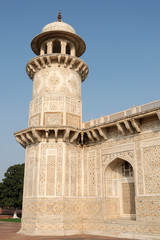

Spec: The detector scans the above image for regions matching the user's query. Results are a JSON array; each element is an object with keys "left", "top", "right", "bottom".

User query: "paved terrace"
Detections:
[{"left": 0, "top": 222, "right": 135, "bottom": 240}]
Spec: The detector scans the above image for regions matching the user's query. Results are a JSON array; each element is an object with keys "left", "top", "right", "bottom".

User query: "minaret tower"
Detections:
[{"left": 15, "top": 13, "right": 88, "bottom": 235}]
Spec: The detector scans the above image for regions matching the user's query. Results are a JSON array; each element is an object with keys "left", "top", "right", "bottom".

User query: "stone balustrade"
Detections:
[{"left": 83, "top": 99, "right": 160, "bottom": 128}]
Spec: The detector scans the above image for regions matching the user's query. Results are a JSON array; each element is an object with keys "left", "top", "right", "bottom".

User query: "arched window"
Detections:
[
  {"left": 44, "top": 44, "right": 47, "bottom": 54},
  {"left": 66, "top": 43, "right": 71, "bottom": 55},
  {"left": 52, "top": 40, "right": 61, "bottom": 53},
  {"left": 121, "top": 161, "right": 133, "bottom": 177}
]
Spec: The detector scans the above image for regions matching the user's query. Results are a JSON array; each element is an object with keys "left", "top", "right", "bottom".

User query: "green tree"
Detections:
[{"left": 0, "top": 163, "right": 24, "bottom": 218}]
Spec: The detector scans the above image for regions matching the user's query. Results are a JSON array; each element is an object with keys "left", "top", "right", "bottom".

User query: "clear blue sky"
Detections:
[{"left": 0, "top": 0, "right": 160, "bottom": 181}]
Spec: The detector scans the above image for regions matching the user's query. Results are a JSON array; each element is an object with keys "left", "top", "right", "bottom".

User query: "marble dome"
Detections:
[{"left": 41, "top": 21, "right": 76, "bottom": 34}]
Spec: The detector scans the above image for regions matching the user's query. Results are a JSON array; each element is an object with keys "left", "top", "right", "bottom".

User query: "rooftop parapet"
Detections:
[{"left": 83, "top": 99, "right": 160, "bottom": 128}]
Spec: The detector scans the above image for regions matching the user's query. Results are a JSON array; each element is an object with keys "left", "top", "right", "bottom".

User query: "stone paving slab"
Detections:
[{"left": 0, "top": 222, "right": 135, "bottom": 240}]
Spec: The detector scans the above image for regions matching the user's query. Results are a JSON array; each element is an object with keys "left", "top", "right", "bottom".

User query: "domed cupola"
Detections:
[
  {"left": 26, "top": 12, "right": 88, "bottom": 82},
  {"left": 31, "top": 11, "right": 86, "bottom": 57}
]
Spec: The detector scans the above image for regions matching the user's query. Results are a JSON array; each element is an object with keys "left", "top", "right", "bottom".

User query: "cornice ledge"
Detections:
[
  {"left": 14, "top": 126, "right": 83, "bottom": 147},
  {"left": 15, "top": 107, "right": 160, "bottom": 147},
  {"left": 26, "top": 54, "right": 89, "bottom": 82}
]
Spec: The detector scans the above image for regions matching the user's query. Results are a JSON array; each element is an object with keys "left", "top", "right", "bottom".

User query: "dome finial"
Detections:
[{"left": 57, "top": 11, "right": 62, "bottom": 22}]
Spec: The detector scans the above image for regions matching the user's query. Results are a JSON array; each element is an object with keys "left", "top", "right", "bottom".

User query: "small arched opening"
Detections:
[
  {"left": 44, "top": 44, "right": 47, "bottom": 54},
  {"left": 52, "top": 40, "right": 61, "bottom": 53},
  {"left": 66, "top": 43, "right": 71, "bottom": 55},
  {"left": 105, "top": 158, "right": 136, "bottom": 220}
]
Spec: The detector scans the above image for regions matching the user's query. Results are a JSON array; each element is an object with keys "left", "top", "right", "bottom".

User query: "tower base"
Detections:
[{"left": 19, "top": 197, "right": 160, "bottom": 239}]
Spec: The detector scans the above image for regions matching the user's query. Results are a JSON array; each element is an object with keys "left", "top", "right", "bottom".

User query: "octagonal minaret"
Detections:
[
  {"left": 15, "top": 13, "right": 88, "bottom": 236},
  {"left": 27, "top": 12, "right": 88, "bottom": 129}
]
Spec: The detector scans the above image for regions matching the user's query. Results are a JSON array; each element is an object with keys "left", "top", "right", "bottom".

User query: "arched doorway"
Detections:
[{"left": 105, "top": 158, "right": 136, "bottom": 220}]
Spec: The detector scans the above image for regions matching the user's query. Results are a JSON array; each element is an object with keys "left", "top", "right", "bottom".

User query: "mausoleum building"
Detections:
[{"left": 15, "top": 13, "right": 160, "bottom": 239}]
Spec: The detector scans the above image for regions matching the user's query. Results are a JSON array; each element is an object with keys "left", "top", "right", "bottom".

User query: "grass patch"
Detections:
[{"left": 0, "top": 218, "right": 21, "bottom": 223}]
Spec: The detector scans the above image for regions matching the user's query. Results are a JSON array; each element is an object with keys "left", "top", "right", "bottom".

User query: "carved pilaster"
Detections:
[
  {"left": 47, "top": 42, "right": 52, "bottom": 54},
  {"left": 61, "top": 41, "right": 67, "bottom": 54}
]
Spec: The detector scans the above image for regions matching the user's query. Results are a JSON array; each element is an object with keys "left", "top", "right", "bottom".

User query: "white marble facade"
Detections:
[{"left": 15, "top": 13, "right": 160, "bottom": 239}]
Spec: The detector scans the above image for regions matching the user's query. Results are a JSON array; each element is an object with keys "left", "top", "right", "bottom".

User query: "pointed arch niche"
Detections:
[{"left": 105, "top": 157, "right": 136, "bottom": 220}]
